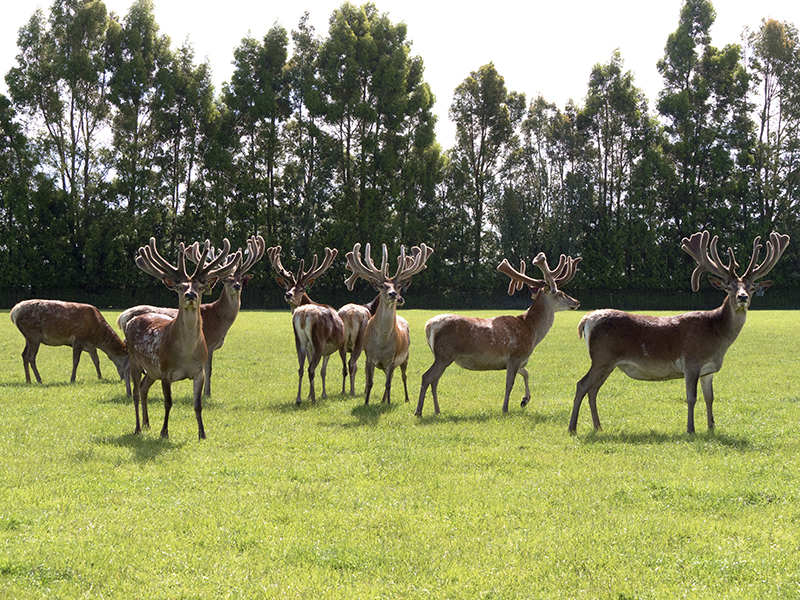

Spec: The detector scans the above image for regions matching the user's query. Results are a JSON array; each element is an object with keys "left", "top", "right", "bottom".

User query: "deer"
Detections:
[
  {"left": 337, "top": 295, "right": 381, "bottom": 395},
  {"left": 10, "top": 299, "right": 130, "bottom": 394},
  {"left": 415, "top": 252, "right": 581, "bottom": 416},
  {"left": 121, "top": 237, "right": 240, "bottom": 439},
  {"left": 267, "top": 245, "right": 345, "bottom": 405},
  {"left": 117, "top": 235, "right": 265, "bottom": 397},
  {"left": 569, "top": 230, "right": 790, "bottom": 435},
  {"left": 344, "top": 242, "right": 434, "bottom": 405}
]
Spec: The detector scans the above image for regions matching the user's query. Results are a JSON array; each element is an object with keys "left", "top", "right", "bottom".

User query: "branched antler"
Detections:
[
  {"left": 345, "top": 243, "right": 433, "bottom": 290},
  {"left": 497, "top": 252, "right": 581, "bottom": 296}
]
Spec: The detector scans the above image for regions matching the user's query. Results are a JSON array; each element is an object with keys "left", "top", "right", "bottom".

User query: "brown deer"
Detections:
[
  {"left": 10, "top": 299, "right": 130, "bottom": 393},
  {"left": 337, "top": 295, "right": 380, "bottom": 395},
  {"left": 122, "top": 238, "right": 240, "bottom": 439},
  {"left": 416, "top": 252, "right": 581, "bottom": 416},
  {"left": 267, "top": 245, "right": 344, "bottom": 404},
  {"left": 569, "top": 231, "right": 790, "bottom": 434},
  {"left": 344, "top": 242, "right": 434, "bottom": 405},
  {"left": 117, "top": 235, "right": 265, "bottom": 397}
]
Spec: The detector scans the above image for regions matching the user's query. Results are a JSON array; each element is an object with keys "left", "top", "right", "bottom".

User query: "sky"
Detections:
[{"left": 2, "top": 0, "right": 799, "bottom": 144}]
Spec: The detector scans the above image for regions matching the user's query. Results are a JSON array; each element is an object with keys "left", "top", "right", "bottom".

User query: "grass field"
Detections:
[{"left": 1, "top": 307, "right": 799, "bottom": 599}]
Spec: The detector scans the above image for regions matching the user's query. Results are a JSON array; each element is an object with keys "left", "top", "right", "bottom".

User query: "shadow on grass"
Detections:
[
  {"left": 413, "top": 407, "right": 562, "bottom": 427},
  {"left": 574, "top": 428, "right": 752, "bottom": 450},
  {"left": 94, "top": 431, "right": 185, "bottom": 462}
]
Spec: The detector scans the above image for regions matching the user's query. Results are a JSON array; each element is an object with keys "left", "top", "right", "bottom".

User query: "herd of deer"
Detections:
[{"left": 9, "top": 230, "right": 790, "bottom": 440}]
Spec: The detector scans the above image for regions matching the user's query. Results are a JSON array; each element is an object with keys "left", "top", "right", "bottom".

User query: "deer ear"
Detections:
[
  {"left": 529, "top": 286, "right": 541, "bottom": 298},
  {"left": 205, "top": 276, "right": 219, "bottom": 292},
  {"left": 161, "top": 276, "right": 177, "bottom": 290},
  {"left": 306, "top": 278, "right": 315, "bottom": 288},
  {"left": 755, "top": 280, "right": 773, "bottom": 295},
  {"left": 242, "top": 273, "right": 254, "bottom": 286},
  {"left": 275, "top": 276, "right": 288, "bottom": 289},
  {"left": 369, "top": 278, "right": 381, "bottom": 291},
  {"left": 708, "top": 277, "right": 726, "bottom": 290}
]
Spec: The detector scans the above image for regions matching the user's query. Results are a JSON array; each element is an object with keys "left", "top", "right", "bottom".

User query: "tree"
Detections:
[{"left": 449, "top": 62, "right": 522, "bottom": 276}]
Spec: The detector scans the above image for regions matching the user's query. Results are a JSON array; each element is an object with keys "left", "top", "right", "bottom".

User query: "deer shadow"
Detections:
[
  {"left": 574, "top": 428, "right": 752, "bottom": 450},
  {"left": 93, "top": 431, "right": 186, "bottom": 463}
]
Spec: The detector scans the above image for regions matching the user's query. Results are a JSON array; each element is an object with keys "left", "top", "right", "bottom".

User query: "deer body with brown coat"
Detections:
[
  {"left": 122, "top": 238, "right": 240, "bottom": 439},
  {"left": 345, "top": 243, "right": 434, "bottom": 405},
  {"left": 11, "top": 299, "right": 130, "bottom": 393},
  {"left": 415, "top": 252, "right": 581, "bottom": 415},
  {"left": 337, "top": 295, "right": 380, "bottom": 395},
  {"left": 569, "top": 231, "right": 790, "bottom": 434},
  {"left": 117, "top": 235, "right": 265, "bottom": 397},
  {"left": 268, "top": 246, "right": 344, "bottom": 405}
]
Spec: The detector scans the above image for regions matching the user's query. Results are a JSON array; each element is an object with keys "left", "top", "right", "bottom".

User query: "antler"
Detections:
[
  {"left": 681, "top": 231, "right": 790, "bottom": 291},
  {"left": 136, "top": 238, "right": 192, "bottom": 282},
  {"left": 267, "top": 245, "right": 337, "bottom": 287},
  {"left": 240, "top": 235, "right": 266, "bottom": 275},
  {"left": 345, "top": 243, "right": 434, "bottom": 290},
  {"left": 497, "top": 252, "right": 581, "bottom": 296},
  {"left": 743, "top": 231, "right": 790, "bottom": 281}
]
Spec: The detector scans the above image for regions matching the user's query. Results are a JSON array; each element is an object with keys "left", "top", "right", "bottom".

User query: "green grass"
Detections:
[{"left": 1, "top": 307, "right": 799, "bottom": 599}]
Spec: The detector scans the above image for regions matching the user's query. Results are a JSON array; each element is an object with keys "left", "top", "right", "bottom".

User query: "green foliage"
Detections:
[{"left": 2, "top": 309, "right": 800, "bottom": 598}]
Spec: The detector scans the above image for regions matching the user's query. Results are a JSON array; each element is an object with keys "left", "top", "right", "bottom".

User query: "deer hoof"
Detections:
[{"left": 521, "top": 397, "right": 530, "bottom": 407}]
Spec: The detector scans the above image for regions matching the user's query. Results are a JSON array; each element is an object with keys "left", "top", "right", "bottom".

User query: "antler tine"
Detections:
[
  {"left": 135, "top": 237, "right": 183, "bottom": 281},
  {"left": 267, "top": 246, "right": 295, "bottom": 283},
  {"left": 497, "top": 257, "right": 546, "bottom": 295},
  {"left": 558, "top": 256, "right": 582, "bottom": 287},
  {"left": 395, "top": 243, "right": 433, "bottom": 283},
  {"left": 746, "top": 232, "right": 790, "bottom": 281},
  {"left": 195, "top": 238, "right": 240, "bottom": 282},
  {"left": 345, "top": 243, "right": 384, "bottom": 290},
  {"left": 298, "top": 247, "right": 337, "bottom": 286},
  {"left": 240, "top": 235, "right": 266, "bottom": 274},
  {"left": 533, "top": 252, "right": 566, "bottom": 291},
  {"left": 681, "top": 231, "right": 732, "bottom": 292}
]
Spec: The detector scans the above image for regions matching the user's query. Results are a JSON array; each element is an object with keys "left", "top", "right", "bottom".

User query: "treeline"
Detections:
[{"left": 1, "top": 0, "right": 799, "bottom": 310}]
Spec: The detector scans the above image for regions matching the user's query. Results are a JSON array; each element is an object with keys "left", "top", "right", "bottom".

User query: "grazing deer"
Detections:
[
  {"left": 416, "top": 253, "right": 581, "bottom": 416},
  {"left": 10, "top": 299, "right": 130, "bottom": 393},
  {"left": 117, "top": 235, "right": 265, "bottom": 397},
  {"left": 267, "top": 245, "right": 344, "bottom": 404},
  {"left": 337, "top": 295, "right": 380, "bottom": 395},
  {"left": 345, "top": 242, "right": 434, "bottom": 405},
  {"left": 122, "top": 238, "right": 240, "bottom": 439},
  {"left": 570, "top": 231, "right": 790, "bottom": 434}
]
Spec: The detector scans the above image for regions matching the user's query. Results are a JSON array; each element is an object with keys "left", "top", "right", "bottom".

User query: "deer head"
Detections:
[
  {"left": 136, "top": 238, "right": 241, "bottom": 311},
  {"left": 267, "top": 245, "right": 338, "bottom": 311},
  {"left": 681, "top": 231, "right": 790, "bottom": 311},
  {"left": 497, "top": 252, "right": 581, "bottom": 309},
  {"left": 344, "top": 243, "right": 434, "bottom": 307}
]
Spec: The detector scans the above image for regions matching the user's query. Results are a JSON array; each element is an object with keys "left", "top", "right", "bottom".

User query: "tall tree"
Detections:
[
  {"left": 656, "top": 0, "right": 752, "bottom": 240},
  {"left": 449, "top": 62, "right": 522, "bottom": 275},
  {"left": 746, "top": 18, "right": 800, "bottom": 233}
]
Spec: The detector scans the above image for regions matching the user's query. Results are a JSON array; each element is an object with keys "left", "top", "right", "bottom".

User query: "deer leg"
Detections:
[
  {"left": 319, "top": 354, "right": 330, "bottom": 400},
  {"left": 70, "top": 344, "right": 83, "bottom": 383},
  {"left": 22, "top": 340, "right": 41, "bottom": 383},
  {"left": 685, "top": 370, "right": 701, "bottom": 434},
  {"left": 364, "top": 360, "right": 375, "bottom": 405},
  {"left": 416, "top": 358, "right": 452, "bottom": 416},
  {"left": 400, "top": 359, "right": 409, "bottom": 403},
  {"left": 193, "top": 374, "right": 206, "bottom": 440},
  {"left": 132, "top": 364, "right": 144, "bottom": 435},
  {"left": 295, "top": 342, "right": 306, "bottom": 406},
  {"left": 340, "top": 346, "right": 348, "bottom": 395},
  {"left": 160, "top": 380, "right": 174, "bottom": 439},
  {"left": 203, "top": 351, "right": 213, "bottom": 397},
  {"left": 348, "top": 349, "right": 361, "bottom": 396},
  {"left": 700, "top": 373, "right": 714, "bottom": 430},
  {"left": 382, "top": 365, "right": 396, "bottom": 404},
  {"left": 569, "top": 366, "right": 612, "bottom": 433},
  {"left": 502, "top": 363, "right": 520, "bottom": 413},
  {"left": 140, "top": 375, "right": 156, "bottom": 430},
  {"left": 88, "top": 348, "right": 102, "bottom": 380},
  {"left": 519, "top": 366, "right": 531, "bottom": 407}
]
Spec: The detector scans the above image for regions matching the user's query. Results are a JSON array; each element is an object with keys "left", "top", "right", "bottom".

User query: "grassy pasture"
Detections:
[{"left": 1, "top": 307, "right": 799, "bottom": 599}]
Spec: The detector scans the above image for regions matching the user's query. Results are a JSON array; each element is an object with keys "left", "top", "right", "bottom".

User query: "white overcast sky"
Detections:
[{"left": 2, "top": 0, "right": 799, "bottom": 144}]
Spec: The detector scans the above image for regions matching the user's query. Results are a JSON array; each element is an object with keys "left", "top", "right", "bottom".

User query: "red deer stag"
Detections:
[
  {"left": 267, "top": 246, "right": 344, "bottom": 405},
  {"left": 416, "top": 252, "right": 581, "bottom": 415},
  {"left": 345, "top": 242, "right": 434, "bottom": 405},
  {"left": 117, "top": 235, "right": 265, "bottom": 397},
  {"left": 569, "top": 231, "right": 789, "bottom": 434},
  {"left": 123, "top": 238, "right": 240, "bottom": 439},
  {"left": 11, "top": 300, "right": 130, "bottom": 393},
  {"left": 337, "top": 295, "right": 380, "bottom": 395}
]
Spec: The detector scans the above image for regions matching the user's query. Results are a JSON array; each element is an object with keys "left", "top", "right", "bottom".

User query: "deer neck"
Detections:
[
  {"left": 718, "top": 294, "right": 748, "bottom": 343},
  {"left": 371, "top": 297, "right": 399, "bottom": 339},
  {"left": 209, "top": 285, "right": 241, "bottom": 325},
  {"left": 171, "top": 302, "right": 205, "bottom": 350},
  {"left": 522, "top": 293, "right": 556, "bottom": 337}
]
